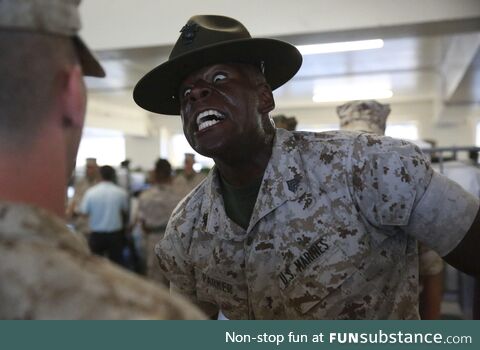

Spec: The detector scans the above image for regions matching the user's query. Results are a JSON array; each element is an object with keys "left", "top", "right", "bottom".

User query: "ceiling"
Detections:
[{"left": 85, "top": 31, "right": 479, "bottom": 117}]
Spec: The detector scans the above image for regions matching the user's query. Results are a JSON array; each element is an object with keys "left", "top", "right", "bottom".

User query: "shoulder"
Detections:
[
  {"left": 84, "top": 182, "right": 103, "bottom": 197},
  {"left": 276, "top": 129, "right": 361, "bottom": 155},
  {"left": 0, "top": 235, "right": 204, "bottom": 319},
  {"left": 78, "top": 255, "right": 205, "bottom": 319},
  {"left": 350, "top": 132, "right": 424, "bottom": 156},
  {"left": 138, "top": 187, "right": 155, "bottom": 201},
  {"left": 284, "top": 129, "right": 360, "bottom": 144},
  {"left": 110, "top": 183, "right": 128, "bottom": 197},
  {"left": 350, "top": 133, "right": 431, "bottom": 183}
]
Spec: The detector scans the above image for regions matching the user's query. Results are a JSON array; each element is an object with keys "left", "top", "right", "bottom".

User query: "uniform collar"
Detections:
[{"left": 200, "top": 128, "right": 309, "bottom": 238}]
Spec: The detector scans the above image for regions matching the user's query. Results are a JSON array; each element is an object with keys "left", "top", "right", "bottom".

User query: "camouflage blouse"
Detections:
[
  {"left": 0, "top": 201, "right": 205, "bottom": 319},
  {"left": 156, "top": 129, "right": 478, "bottom": 319}
]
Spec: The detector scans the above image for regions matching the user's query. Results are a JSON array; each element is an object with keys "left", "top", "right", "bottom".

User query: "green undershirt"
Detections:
[{"left": 219, "top": 175, "right": 263, "bottom": 230}]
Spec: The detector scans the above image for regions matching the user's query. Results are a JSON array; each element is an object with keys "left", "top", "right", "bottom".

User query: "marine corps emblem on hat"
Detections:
[{"left": 180, "top": 23, "right": 199, "bottom": 45}]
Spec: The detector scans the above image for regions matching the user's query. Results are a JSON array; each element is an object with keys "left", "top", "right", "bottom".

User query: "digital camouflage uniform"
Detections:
[
  {"left": 0, "top": 201, "right": 205, "bottom": 319},
  {"left": 337, "top": 101, "right": 445, "bottom": 281},
  {"left": 173, "top": 172, "right": 207, "bottom": 198},
  {"left": 137, "top": 184, "right": 183, "bottom": 284},
  {"left": 156, "top": 129, "right": 479, "bottom": 319}
]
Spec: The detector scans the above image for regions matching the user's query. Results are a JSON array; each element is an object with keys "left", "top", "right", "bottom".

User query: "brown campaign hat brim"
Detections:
[
  {"left": 73, "top": 36, "right": 105, "bottom": 77},
  {"left": 133, "top": 37, "right": 302, "bottom": 115}
]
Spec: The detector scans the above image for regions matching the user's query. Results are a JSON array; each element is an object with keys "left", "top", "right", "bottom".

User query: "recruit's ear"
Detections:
[
  {"left": 61, "top": 65, "right": 86, "bottom": 129},
  {"left": 257, "top": 83, "right": 275, "bottom": 115}
]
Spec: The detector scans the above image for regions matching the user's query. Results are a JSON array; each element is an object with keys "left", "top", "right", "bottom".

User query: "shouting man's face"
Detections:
[{"left": 179, "top": 63, "right": 273, "bottom": 160}]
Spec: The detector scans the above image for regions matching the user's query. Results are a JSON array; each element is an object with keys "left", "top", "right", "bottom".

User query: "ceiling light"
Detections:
[
  {"left": 296, "top": 39, "right": 384, "bottom": 55},
  {"left": 313, "top": 89, "right": 393, "bottom": 103}
]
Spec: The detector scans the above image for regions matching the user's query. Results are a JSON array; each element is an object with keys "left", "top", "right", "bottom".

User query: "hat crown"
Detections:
[
  {"left": 337, "top": 100, "right": 391, "bottom": 135},
  {"left": 0, "top": 0, "right": 81, "bottom": 36},
  {"left": 133, "top": 15, "right": 302, "bottom": 115},
  {"left": 170, "top": 15, "right": 252, "bottom": 60}
]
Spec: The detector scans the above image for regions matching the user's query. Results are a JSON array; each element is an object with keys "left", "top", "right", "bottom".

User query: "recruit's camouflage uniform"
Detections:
[
  {"left": 0, "top": 201, "right": 205, "bottom": 319},
  {"left": 137, "top": 184, "right": 183, "bottom": 284},
  {"left": 156, "top": 129, "right": 479, "bottom": 320},
  {"left": 173, "top": 172, "right": 207, "bottom": 198}
]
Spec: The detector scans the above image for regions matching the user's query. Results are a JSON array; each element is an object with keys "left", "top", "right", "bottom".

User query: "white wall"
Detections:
[
  {"left": 275, "top": 100, "right": 478, "bottom": 146},
  {"left": 125, "top": 135, "right": 160, "bottom": 170}
]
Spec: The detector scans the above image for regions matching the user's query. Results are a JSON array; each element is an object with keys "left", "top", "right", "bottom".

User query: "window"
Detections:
[
  {"left": 76, "top": 128, "right": 126, "bottom": 167},
  {"left": 170, "top": 134, "right": 214, "bottom": 170},
  {"left": 385, "top": 123, "right": 418, "bottom": 140},
  {"left": 476, "top": 122, "right": 480, "bottom": 146}
]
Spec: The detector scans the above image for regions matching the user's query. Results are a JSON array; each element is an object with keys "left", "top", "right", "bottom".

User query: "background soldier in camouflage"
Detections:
[
  {"left": 0, "top": 0, "right": 204, "bottom": 320},
  {"left": 337, "top": 100, "right": 445, "bottom": 319},
  {"left": 134, "top": 15, "right": 480, "bottom": 319},
  {"left": 173, "top": 153, "right": 207, "bottom": 197},
  {"left": 136, "top": 159, "right": 182, "bottom": 284}
]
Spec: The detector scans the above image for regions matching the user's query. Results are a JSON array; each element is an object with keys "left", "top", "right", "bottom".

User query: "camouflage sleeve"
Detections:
[
  {"left": 404, "top": 170, "right": 479, "bottom": 256},
  {"left": 154, "top": 222, "right": 196, "bottom": 299},
  {"left": 349, "top": 133, "right": 479, "bottom": 256},
  {"left": 155, "top": 217, "right": 219, "bottom": 317}
]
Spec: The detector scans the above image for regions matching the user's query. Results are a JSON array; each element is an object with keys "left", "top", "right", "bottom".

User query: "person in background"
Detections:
[
  {"left": 134, "top": 15, "right": 479, "bottom": 320},
  {"left": 80, "top": 166, "right": 129, "bottom": 266},
  {"left": 173, "top": 153, "right": 206, "bottom": 197},
  {"left": 336, "top": 100, "right": 445, "bottom": 320},
  {"left": 66, "top": 157, "right": 100, "bottom": 238},
  {"left": 273, "top": 114, "right": 298, "bottom": 132},
  {"left": 0, "top": 0, "right": 204, "bottom": 319},
  {"left": 136, "top": 159, "right": 183, "bottom": 285}
]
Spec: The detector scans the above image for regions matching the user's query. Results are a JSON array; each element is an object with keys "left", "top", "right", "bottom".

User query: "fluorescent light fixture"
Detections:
[
  {"left": 296, "top": 39, "right": 384, "bottom": 55},
  {"left": 313, "top": 89, "right": 393, "bottom": 103}
]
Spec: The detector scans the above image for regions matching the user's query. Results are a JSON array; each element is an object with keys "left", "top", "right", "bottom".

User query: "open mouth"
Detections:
[{"left": 196, "top": 109, "right": 226, "bottom": 131}]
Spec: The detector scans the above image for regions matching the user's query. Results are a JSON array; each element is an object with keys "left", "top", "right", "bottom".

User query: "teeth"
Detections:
[
  {"left": 196, "top": 109, "right": 225, "bottom": 126},
  {"left": 198, "top": 119, "right": 220, "bottom": 131}
]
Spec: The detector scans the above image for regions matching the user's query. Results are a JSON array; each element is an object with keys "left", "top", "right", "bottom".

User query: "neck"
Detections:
[
  {"left": 0, "top": 137, "right": 68, "bottom": 218},
  {"left": 214, "top": 133, "right": 274, "bottom": 187}
]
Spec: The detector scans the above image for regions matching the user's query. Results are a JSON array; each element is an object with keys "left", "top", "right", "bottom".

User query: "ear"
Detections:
[
  {"left": 61, "top": 65, "right": 86, "bottom": 129},
  {"left": 257, "top": 83, "right": 275, "bottom": 114}
]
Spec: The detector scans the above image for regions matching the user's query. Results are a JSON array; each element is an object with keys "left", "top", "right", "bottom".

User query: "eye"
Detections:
[
  {"left": 183, "top": 88, "right": 192, "bottom": 98},
  {"left": 212, "top": 73, "right": 227, "bottom": 84}
]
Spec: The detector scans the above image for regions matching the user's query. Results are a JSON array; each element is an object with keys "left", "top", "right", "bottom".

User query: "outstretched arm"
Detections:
[{"left": 444, "top": 208, "right": 480, "bottom": 276}]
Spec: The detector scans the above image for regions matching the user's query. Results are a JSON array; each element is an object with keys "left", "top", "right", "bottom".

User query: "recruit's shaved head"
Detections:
[{"left": 0, "top": 30, "right": 79, "bottom": 148}]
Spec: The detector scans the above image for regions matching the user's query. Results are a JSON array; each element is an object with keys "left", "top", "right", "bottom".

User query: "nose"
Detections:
[{"left": 188, "top": 82, "right": 211, "bottom": 102}]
